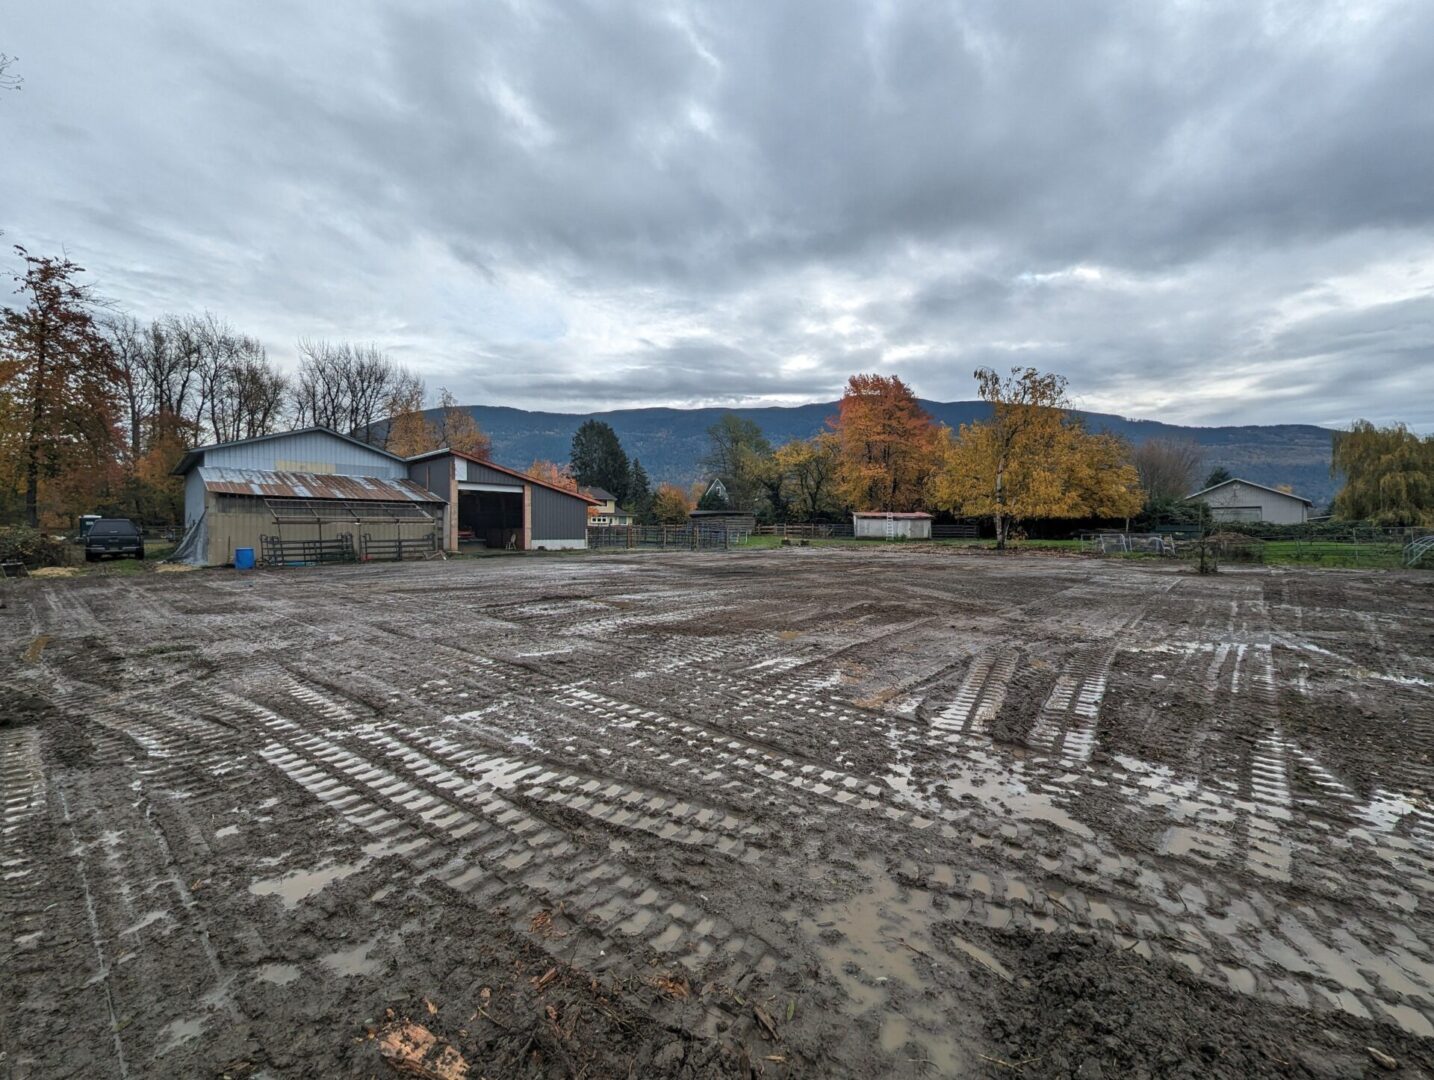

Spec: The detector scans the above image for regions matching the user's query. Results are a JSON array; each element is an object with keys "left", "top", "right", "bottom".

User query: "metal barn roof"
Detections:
[
  {"left": 198, "top": 467, "right": 445, "bottom": 504},
  {"left": 173, "top": 426, "right": 405, "bottom": 475}
]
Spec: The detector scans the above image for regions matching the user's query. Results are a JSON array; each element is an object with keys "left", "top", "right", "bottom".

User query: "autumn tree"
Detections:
[
  {"left": 932, "top": 367, "right": 1141, "bottom": 546},
  {"left": 436, "top": 388, "right": 492, "bottom": 459},
  {"left": 569, "top": 419, "right": 629, "bottom": 502},
  {"left": 383, "top": 375, "right": 438, "bottom": 458},
  {"left": 1, "top": 248, "right": 122, "bottom": 525},
  {"left": 527, "top": 459, "right": 579, "bottom": 492},
  {"left": 774, "top": 433, "right": 841, "bottom": 520},
  {"left": 1331, "top": 420, "right": 1434, "bottom": 526},
  {"left": 652, "top": 482, "right": 693, "bottom": 524},
  {"left": 830, "top": 374, "right": 939, "bottom": 512}
]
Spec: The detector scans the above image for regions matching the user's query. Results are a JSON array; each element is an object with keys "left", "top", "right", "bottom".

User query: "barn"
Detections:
[
  {"left": 853, "top": 512, "right": 934, "bottom": 540},
  {"left": 1186, "top": 478, "right": 1312, "bottom": 525},
  {"left": 170, "top": 428, "right": 446, "bottom": 566},
  {"left": 405, "top": 450, "right": 597, "bottom": 551}
]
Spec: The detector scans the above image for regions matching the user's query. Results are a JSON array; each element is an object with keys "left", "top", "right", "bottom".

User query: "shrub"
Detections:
[{"left": 0, "top": 526, "right": 72, "bottom": 568}]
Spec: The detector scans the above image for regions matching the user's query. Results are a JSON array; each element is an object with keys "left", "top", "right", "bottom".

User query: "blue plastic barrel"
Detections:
[{"left": 234, "top": 547, "right": 256, "bottom": 570}]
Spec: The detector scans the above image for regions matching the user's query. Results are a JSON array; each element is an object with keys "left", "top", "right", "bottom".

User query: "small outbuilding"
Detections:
[
  {"left": 853, "top": 512, "right": 934, "bottom": 540},
  {"left": 407, "top": 450, "right": 598, "bottom": 551},
  {"left": 171, "top": 427, "right": 445, "bottom": 566},
  {"left": 1186, "top": 478, "right": 1312, "bottom": 525}
]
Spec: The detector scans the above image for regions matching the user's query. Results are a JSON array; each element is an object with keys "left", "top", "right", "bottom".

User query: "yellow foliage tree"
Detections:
[
  {"left": 384, "top": 380, "right": 439, "bottom": 458},
  {"left": 773, "top": 433, "right": 841, "bottom": 520},
  {"left": 932, "top": 367, "right": 1141, "bottom": 546},
  {"left": 653, "top": 482, "right": 693, "bottom": 524}
]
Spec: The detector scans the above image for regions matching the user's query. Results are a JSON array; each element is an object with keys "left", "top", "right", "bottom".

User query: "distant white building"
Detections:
[
  {"left": 853, "top": 512, "right": 933, "bottom": 539},
  {"left": 1186, "top": 478, "right": 1312, "bottom": 525}
]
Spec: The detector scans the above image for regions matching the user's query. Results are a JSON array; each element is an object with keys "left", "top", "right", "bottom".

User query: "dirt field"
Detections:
[{"left": 3, "top": 549, "right": 1433, "bottom": 1079}]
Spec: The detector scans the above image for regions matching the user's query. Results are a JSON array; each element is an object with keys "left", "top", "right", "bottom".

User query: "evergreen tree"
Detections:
[
  {"left": 569, "top": 419, "right": 630, "bottom": 501},
  {"left": 1203, "top": 466, "right": 1233, "bottom": 489},
  {"left": 625, "top": 458, "right": 652, "bottom": 520}
]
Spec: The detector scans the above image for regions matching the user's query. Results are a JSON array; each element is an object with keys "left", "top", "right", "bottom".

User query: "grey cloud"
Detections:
[{"left": 2, "top": 0, "right": 1432, "bottom": 427}]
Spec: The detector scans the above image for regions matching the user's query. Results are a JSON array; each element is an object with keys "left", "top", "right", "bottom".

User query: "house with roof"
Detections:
[
  {"left": 407, "top": 449, "right": 598, "bottom": 550},
  {"left": 1185, "top": 477, "right": 1312, "bottom": 525},
  {"left": 584, "top": 486, "right": 633, "bottom": 527},
  {"left": 171, "top": 427, "right": 446, "bottom": 566}
]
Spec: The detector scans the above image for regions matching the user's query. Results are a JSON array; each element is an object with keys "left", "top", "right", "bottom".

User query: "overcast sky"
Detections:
[{"left": 3, "top": 2, "right": 1432, "bottom": 428}]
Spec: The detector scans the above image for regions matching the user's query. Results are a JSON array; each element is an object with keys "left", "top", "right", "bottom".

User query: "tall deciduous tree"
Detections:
[
  {"left": 569, "top": 419, "right": 630, "bottom": 502},
  {"left": 1, "top": 248, "right": 121, "bottom": 526},
  {"left": 292, "top": 339, "right": 412, "bottom": 444},
  {"left": 932, "top": 367, "right": 1141, "bottom": 546},
  {"left": 1131, "top": 439, "right": 1203, "bottom": 503},
  {"left": 774, "top": 433, "right": 841, "bottom": 520},
  {"left": 383, "top": 376, "right": 438, "bottom": 458},
  {"left": 702, "top": 413, "right": 772, "bottom": 512},
  {"left": 436, "top": 388, "right": 492, "bottom": 459},
  {"left": 1331, "top": 420, "right": 1434, "bottom": 526},
  {"left": 830, "top": 374, "right": 938, "bottom": 512}
]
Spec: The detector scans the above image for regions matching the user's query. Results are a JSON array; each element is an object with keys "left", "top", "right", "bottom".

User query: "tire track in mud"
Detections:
[
  {"left": 230, "top": 678, "right": 779, "bottom": 1019},
  {"left": 891, "top": 605, "right": 1434, "bottom": 1038}
]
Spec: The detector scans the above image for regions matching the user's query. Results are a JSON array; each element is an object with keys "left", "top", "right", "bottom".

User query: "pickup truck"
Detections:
[{"left": 84, "top": 519, "right": 145, "bottom": 561}]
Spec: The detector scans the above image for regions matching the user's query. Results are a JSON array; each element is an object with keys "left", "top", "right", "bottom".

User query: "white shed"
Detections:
[
  {"left": 1186, "top": 478, "right": 1312, "bottom": 525},
  {"left": 853, "top": 512, "right": 934, "bottom": 539}
]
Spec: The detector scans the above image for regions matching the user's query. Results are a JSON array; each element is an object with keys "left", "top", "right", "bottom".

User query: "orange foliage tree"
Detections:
[
  {"left": 527, "top": 459, "right": 579, "bottom": 492},
  {"left": 437, "top": 388, "right": 492, "bottom": 459},
  {"left": 1, "top": 247, "right": 122, "bottom": 526},
  {"left": 829, "top": 374, "right": 939, "bottom": 512}
]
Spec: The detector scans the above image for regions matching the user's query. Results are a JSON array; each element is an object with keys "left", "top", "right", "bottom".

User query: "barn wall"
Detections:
[
  {"left": 204, "top": 431, "right": 405, "bottom": 478},
  {"left": 1201, "top": 482, "right": 1308, "bottom": 525},
  {"left": 530, "top": 485, "right": 590, "bottom": 544},
  {"left": 200, "top": 494, "right": 442, "bottom": 566}
]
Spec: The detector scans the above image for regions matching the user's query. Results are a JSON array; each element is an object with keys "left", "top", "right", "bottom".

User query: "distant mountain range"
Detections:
[{"left": 416, "top": 401, "right": 1340, "bottom": 505}]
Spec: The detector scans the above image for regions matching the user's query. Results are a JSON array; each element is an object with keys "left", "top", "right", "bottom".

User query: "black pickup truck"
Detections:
[{"left": 84, "top": 518, "right": 145, "bottom": 561}]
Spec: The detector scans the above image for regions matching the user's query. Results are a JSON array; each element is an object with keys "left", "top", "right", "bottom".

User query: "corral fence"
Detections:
[
  {"left": 360, "top": 532, "right": 439, "bottom": 562},
  {"left": 586, "top": 524, "right": 747, "bottom": 551},
  {"left": 1077, "top": 526, "right": 1433, "bottom": 569},
  {"left": 755, "top": 521, "right": 982, "bottom": 540},
  {"left": 260, "top": 533, "right": 356, "bottom": 566},
  {"left": 756, "top": 522, "right": 854, "bottom": 539}
]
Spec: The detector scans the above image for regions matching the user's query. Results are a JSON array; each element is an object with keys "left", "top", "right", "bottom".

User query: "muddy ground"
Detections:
[{"left": 2, "top": 548, "right": 1432, "bottom": 1079}]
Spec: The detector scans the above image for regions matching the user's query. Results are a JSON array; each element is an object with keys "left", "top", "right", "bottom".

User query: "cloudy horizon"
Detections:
[{"left": 3, "top": 2, "right": 1432, "bottom": 430}]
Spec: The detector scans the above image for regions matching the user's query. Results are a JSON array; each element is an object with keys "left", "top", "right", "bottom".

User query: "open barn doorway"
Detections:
[{"left": 458, "top": 489, "right": 523, "bottom": 549}]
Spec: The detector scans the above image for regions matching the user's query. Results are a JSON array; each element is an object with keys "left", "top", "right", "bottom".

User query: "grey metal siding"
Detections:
[
  {"left": 204, "top": 431, "right": 406, "bottom": 478},
  {"left": 1201, "top": 482, "right": 1308, "bottom": 525},
  {"left": 408, "top": 456, "right": 452, "bottom": 498},
  {"left": 531, "top": 485, "right": 590, "bottom": 540},
  {"left": 466, "top": 462, "right": 524, "bottom": 487}
]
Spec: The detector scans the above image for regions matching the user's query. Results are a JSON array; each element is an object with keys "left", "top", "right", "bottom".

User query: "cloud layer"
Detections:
[{"left": 3, "top": 1, "right": 1432, "bottom": 427}]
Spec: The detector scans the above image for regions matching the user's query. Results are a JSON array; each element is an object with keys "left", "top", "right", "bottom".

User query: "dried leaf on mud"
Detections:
[
  {"left": 650, "top": 972, "right": 691, "bottom": 999},
  {"left": 531, "top": 966, "right": 559, "bottom": 992},
  {"left": 376, "top": 1021, "right": 469, "bottom": 1080},
  {"left": 753, "top": 1004, "right": 779, "bottom": 1041}
]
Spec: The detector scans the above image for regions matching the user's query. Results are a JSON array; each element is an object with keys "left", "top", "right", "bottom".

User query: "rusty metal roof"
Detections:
[{"left": 198, "top": 467, "right": 445, "bottom": 504}]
